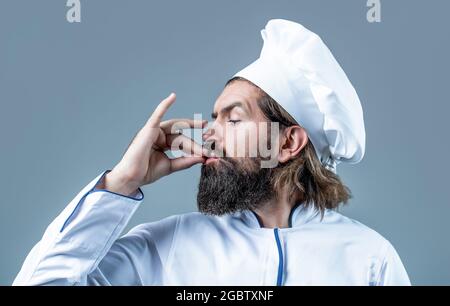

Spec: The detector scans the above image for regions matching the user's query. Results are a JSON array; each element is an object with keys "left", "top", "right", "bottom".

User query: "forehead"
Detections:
[{"left": 213, "top": 80, "right": 261, "bottom": 113}]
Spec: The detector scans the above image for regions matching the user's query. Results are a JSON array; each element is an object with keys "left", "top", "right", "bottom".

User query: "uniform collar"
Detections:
[{"left": 238, "top": 202, "right": 321, "bottom": 229}]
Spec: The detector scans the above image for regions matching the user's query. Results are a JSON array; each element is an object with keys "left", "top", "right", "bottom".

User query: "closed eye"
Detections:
[{"left": 228, "top": 120, "right": 241, "bottom": 125}]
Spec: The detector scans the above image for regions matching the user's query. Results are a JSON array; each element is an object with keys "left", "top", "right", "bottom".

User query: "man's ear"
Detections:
[{"left": 278, "top": 126, "right": 308, "bottom": 163}]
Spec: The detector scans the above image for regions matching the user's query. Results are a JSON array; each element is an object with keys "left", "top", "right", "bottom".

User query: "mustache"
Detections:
[
  {"left": 202, "top": 156, "right": 266, "bottom": 179},
  {"left": 203, "top": 156, "right": 235, "bottom": 169}
]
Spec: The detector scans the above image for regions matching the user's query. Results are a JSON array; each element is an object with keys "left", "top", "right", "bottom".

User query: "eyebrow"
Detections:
[{"left": 211, "top": 101, "right": 248, "bottom": 119}]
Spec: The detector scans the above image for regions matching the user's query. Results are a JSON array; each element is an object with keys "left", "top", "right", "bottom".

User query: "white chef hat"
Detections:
[{"left": 233, "top": 19, "right": 365, "bottom": 173}]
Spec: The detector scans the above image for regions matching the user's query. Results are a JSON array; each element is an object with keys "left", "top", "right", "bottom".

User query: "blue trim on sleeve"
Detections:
[
  {"left": 274, "top": 228, "right": 284, "bottom": 286},
  {"left": 59, "top": 170, "right": 144, "bottom": 233}
]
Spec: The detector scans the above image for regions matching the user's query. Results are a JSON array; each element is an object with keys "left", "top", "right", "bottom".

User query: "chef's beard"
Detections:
[{"left": 197, "top": 157, "right": 275, "bottom": 216}]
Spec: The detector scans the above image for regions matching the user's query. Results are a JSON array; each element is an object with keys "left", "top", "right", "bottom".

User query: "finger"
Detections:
[
  {"left": 170, "top": 156, "right": 205, "bottom": 173},
  {"left": 147, "top": 93, "right": 176, "bottom": 127},
  {"left": 160, "top": 119, "right": 208, "bottom": 134},
  {"left": 166, "top": 134, "right": 206, "bottom": 157}
]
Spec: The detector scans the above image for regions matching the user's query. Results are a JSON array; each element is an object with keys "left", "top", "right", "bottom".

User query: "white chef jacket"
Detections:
[{"left": 13, "top": 170, "right": 411, "bottom": 286}]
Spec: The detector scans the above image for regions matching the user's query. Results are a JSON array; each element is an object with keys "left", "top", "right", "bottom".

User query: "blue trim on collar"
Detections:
[
  {"left": 248, "top": 202, "right": 303, "bottom": 229},
  {"left": 250, "top": 211, "right": 264, "bottom": 228},
  {"left": 274, "top": 228, "right": 284, "bottom": 286},
  {"left": 288, "top": 203, "right": 302, "bottom": 228}
]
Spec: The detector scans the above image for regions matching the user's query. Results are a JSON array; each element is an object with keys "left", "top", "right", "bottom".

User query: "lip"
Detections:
[{"left": 205, "top": 157, "right": 219, "bottom": 165}]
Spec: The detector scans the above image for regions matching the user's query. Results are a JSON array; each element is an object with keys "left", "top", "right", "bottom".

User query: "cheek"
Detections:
[{"left": 223, "top": 123, "right": 261, "bottom": 157}]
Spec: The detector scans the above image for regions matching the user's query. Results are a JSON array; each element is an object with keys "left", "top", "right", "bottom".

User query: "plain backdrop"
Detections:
[{"left": 1, "top": 0, "right": 449, "bottom": 285}]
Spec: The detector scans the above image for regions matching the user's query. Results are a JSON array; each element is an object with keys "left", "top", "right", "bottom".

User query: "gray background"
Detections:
[{"left": 1, "top": 0, "right": 449, "bottom": 285}]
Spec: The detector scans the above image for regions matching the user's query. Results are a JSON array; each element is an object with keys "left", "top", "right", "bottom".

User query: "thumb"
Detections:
[{"left": 169, "top": 156, "right": 205, "bottom": 173}]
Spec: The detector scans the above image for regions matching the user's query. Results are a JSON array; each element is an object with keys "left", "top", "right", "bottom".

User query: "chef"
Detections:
[{"left": 14, "top": 19, "right": 410, "bottom": 286}]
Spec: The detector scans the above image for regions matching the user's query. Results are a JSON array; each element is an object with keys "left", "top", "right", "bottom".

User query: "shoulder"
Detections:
[
  {"left": 320, "top": 209, "right": 385, "bottom": 239},
  {"left": 319, "top": 210, "right": 410, "bottom": 285},
  {"left": 317, "top": 209, "right": 393, "bottom": 254},
  {"left": 126, "top": 211, "right": 232, "bottom": 240}
]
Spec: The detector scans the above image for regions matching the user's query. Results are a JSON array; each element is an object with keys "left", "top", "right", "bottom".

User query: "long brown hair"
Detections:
[{"left": 226, "top": 77, "right": 351, "bottom": 213}]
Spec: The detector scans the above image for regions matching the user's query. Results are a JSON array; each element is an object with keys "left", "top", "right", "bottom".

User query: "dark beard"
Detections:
[{"left": 197, "top": 157, "right": 275, "bottom": 216}]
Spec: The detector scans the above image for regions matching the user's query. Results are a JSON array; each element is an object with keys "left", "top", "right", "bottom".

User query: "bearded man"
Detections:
[{"left": 14, "top": 19, "right": 410, "bottom": 286}]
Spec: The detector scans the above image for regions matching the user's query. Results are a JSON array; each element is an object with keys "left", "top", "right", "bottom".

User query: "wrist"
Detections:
[{"left": 102, "top": 171, "right": 140, "bottom": 197}]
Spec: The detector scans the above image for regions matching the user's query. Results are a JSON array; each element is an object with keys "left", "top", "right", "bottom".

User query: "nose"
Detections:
[
  {"left": 202, "top": 120, "right": 219, "bottom": 142},
  {"left": 202, "top": 127, "right": 212, "bottom": 142},
  {"left": 203, "top": 122, "right": 222, "bottom": 153},
  {"left": 202, "top": 126, "right": 216, "bottom": 151}
]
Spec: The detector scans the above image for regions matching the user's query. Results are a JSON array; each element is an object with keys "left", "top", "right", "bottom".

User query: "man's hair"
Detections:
[{"left": 226, "top": 77, "right": 351, "bottom": 212}]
